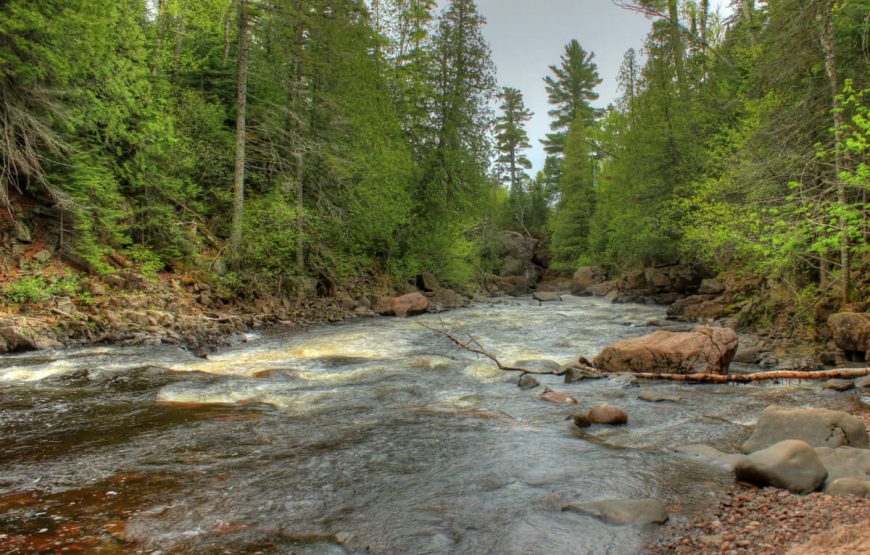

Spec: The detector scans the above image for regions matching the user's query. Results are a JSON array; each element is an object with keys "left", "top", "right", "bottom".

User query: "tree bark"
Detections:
[
  {"left": 295, "top": 151, "right": 304, "bottom": 275},
  {"left": 820, "top": 0, "right": 849, "bottom": 304},
  {"left": 230, "top": 0, "right": 249, "bottom": 264}
]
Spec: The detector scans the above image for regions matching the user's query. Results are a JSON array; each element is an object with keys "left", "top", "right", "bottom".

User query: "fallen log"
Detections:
[{"left": 624, "top": 368, "right": 870, "bottom": 383}]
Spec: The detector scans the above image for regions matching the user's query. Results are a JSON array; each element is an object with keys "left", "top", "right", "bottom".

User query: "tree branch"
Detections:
[{"left": 421, "top": 323, "right": 579, "bottom": 376}]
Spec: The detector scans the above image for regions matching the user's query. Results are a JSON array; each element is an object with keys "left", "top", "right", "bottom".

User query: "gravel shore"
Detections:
[{"left": 648, "top": 405, "right": 870, "bottom": 554}]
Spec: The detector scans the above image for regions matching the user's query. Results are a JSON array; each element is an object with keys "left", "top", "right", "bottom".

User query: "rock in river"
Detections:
[
  {"left": 562, "top": 498, "right": 669, "bottom": 525},
  {"left": 592, "top": 326, "right": 738, "bottom": 375},
  {"left": 638, "top": 391, "right": 681, "bottom": 403},
  {"left": 824, "top": 378, "right": 855, "bottom": 392},
  {"left": 587, "top": 402, "right": 628, "bottom": 425},
  {"left": 539, "top": 387, "right": 577, "bottom": 404},
  {"left": 373, "top": 292, "right": 430, "bottom": 318},
  {"left": 532, "top": 291, "right": 562, "bottom": 302},
  {"left": 734, "top": 440, "right": 828, "bottom": 494},
  {"left": 741, "top": 405, "right": 869, "bottom": 453},
  {"left": 517, "top": 374, "right": 540, "bottom": 390}
]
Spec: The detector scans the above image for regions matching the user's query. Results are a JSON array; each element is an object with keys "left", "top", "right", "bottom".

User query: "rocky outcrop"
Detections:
[
  {"left": 592, "top": 326, "right": 738, "bottom": 375},
  {"left": 587, "top": 402, "right": 628, "bottom": 425},
  {"left": 373, "top": 292, "right": 430, "bottom": 318},
  {"left": 825, "top": 478, "right": 870, "bottom": 498},
  {"left": 827, "top": 312, "right": 870, "bottom": 361},
  {"left": 734, "top": 440, "right": 828, "bottom": 494},
  {"left": 571, "top": 266, "right": 607, "bottom": 294},
  {"left": 561, "top": 498, "right": 669, "bottom": 525},
  {"left": 741, "top": 406, "right": 869, "bottom": 453}
]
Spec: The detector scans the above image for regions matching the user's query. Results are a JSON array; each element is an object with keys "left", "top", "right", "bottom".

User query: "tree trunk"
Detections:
[
  {"left": 820, "top": 1, "right": 849, "bottom": 304},
  {"left": 230, "top": 0, "right": 249, "bottom": 264},
  {"left": 152, "top": 0, "right": 166, "bottom": 75},
  {"left": 668, "top": 0, "right": 686, "bottom": 96},
  {"left": 295, "top": 151, "right": 304, "bottom": 275}
]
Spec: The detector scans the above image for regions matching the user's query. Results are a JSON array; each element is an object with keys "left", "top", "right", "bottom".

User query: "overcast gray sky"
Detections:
[{"left": 465, "top": 0, "right": 732, "bottom": 173}]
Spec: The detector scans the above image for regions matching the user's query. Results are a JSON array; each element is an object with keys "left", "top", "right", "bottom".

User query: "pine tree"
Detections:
[
  {"left": 494, "top": 87, "right": 533, "bottom": 195},
  {"left": 541, "top": 39, "right": 602, "bottom": 155}
]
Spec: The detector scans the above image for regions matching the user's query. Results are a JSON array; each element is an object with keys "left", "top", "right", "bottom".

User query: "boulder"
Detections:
[
  {"left": 532, "top": 291, "right": 562, "bottom": 303},
  {"left": 33, "top": 249, "right": 52, "bottom": 263},
  {"left": 825, "top": 478, "right": 870, "bottom": 498},
  {"left": 429, "top": 288, "right": 469, "bottom": 309},
  {"left": 698, "top": 278, "right": 725, "bottom": 295},
  {"left": 561, "top": 498, "right": 669, "bottom": 525},
  {"left": 828, "top": 312, "right": 870, "bottom": 360},
  {"left": 592, "top": 326, "right": 739, "bottom": 375},
  {"left": 587, "top": 402, "right": 628, "bottom": 425},
  {"left": 825, "top": 378, "right": 855, "bottom": 392},
  {"left": 608, "top": 373, "right": 639, "bottom": 388},
  {"left": 734, "top": 440, "right": 828, "bottom": 494},
  {"left": 373, "top": 293, "right": 430, "bottom": 318},
  {"left": 0, "top": 325, "right": 38, "bottom": 352},
  {"left": 578, "top": 280, "right": 617, "bottom": 297},
  {"left": 418, "top": 272, "right": 440, "bottom": 292},
  {"left": 741, "top": 406, "right": 869, "bottom": 453},
  {"left": 571, "top": 266, "right": 607, "bottom": 294},
  {"left": 517, "top": 374, "right": 540, "bottom": 390},
  {"left": 814, "top": 446, "right": 870, "bottom": 486}
]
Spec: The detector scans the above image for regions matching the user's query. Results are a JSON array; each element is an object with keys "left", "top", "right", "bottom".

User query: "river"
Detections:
[{"left": 0, "top": 296, "right": 859, "bottom": 554}]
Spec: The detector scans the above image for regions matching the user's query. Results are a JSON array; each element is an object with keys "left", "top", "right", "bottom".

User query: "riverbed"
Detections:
[{"left": 0, "top": 296, "right": 861, "bottom": 554}]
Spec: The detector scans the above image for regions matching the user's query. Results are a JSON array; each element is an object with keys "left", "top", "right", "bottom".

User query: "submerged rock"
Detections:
[
  {"left": 539, "top": 387, "right": 577, "bottom": 404},
  {"left": 587, "top": 402, "right": 628, "bottom": 425},
  {"left": 593, "top": 326, "right": 738, "bottom": 375},
  {"left": 741, "top": 405, "right": 869, "bottom": 453},
  {"left": 532, "top": 291, "right": 562, "bottom": 303},
  {"left": 638, "top": 391, "right": 681, "bottom": 403},
  {"left": 563, "top": 366, "right": 604, "bottom": 383},
  {"left": 515, "top": 359, "right": 561, "bottom": 373},
  {"left": 675, "top": 444, "right": 748, "bottom": 472},
  {"left": 734, "top": 440, "right": 828, "bottom": 494},
  {"left": 562, "top": 498, "right": 669, "bottom": 525},
  {"left": 517, "top": 374, "right": 540, "bottom": 390}
]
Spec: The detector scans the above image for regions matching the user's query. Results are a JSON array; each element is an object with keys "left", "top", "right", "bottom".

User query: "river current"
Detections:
[{"left": 0, "top": 296, "right": 860, "bottom": 554}]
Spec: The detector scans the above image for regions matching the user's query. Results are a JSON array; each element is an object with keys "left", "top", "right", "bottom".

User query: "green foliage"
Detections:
[{"left": 4, "top": 274, "right": 80, "bottom": 305}]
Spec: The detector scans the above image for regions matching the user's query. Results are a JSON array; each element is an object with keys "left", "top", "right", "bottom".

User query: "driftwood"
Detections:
[
  {"left": 421, "top": 323, "right": 567, "bottom": 376},
  {"left": 627, "top": 368, "right": 870, "bottom": 383},
  {"left": 422, "top": 323, "right": 870, "bottom": 384}
]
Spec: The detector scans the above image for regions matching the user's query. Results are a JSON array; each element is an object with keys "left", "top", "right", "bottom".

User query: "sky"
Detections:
[{"left": 467, "top": 0, "right": 733, "bottom": 173}]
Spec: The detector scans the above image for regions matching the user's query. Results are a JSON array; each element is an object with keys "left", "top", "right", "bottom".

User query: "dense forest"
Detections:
[{"left": 1, "top": 0, "right": 867, "bottom": 317}]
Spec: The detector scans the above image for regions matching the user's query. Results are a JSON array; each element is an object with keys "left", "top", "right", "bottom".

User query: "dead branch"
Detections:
[
  {"left": 624, "top": 368, "right": 870, "bottom": 383},
  {"left": 421, "top": 323, "right": 566, "bottom": 376}
]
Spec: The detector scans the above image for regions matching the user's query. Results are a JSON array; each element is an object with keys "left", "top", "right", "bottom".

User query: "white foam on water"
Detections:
[{"left": 0, "top": 360, "right": 77, "bottom": 382}]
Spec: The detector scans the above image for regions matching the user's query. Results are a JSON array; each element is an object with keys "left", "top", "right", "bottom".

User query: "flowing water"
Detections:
[{"left": 0, "top": 296, "right": 861, "bottom": 554}]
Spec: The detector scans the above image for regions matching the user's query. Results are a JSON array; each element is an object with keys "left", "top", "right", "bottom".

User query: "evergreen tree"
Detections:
[
  {"left": 541, "top": 39, "right": 602, "bottom": 155},
  {"left": 494, "top": 87, "right": 533, "bottom": 194}
]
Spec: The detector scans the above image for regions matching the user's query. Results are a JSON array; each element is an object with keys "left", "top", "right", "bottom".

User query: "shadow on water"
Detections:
[{"left": 0, "top": 296, "right": 861, "bottom": 554}]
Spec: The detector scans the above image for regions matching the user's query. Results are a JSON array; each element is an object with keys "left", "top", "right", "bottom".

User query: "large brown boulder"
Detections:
[
  {"left": 741, "top": 406, "right": 869, "bottom": 453},
  {"left": 373, "top": 292, "right": 430, "bottom": 318},
  {"left": 828, "top": 312, "right": 870, "bottom": 359},
  {"left": 592, "top": 326, "right": 738, "bottom": 375},
  {"left": 571, "top": 266, "right": 607, "bottom": 294}
]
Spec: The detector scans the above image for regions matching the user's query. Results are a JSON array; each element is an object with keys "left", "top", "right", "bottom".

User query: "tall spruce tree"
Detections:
[
  {"left": 494, "top": 87, "right": 533, "bottom": 195},
  {"left": 542, "top": 39, "right": 602, "bottom": 155}
]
